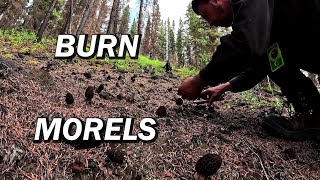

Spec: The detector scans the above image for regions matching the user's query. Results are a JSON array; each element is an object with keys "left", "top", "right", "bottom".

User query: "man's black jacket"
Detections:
[{"left": 199, "top": 0, "right": 320, "bottom": 92}]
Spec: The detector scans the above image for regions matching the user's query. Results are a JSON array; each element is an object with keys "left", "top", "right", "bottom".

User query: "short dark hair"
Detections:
[{"left": 192, "top": 0, "right": 210, "bottom": 15}]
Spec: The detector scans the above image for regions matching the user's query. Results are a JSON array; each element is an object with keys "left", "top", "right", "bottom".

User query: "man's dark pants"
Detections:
[
  {"left": 206, "top": 41, "right": 320, "bottom": 114},
  {"left": 268, "top": 41, "right": 320, "bottom": 113}
]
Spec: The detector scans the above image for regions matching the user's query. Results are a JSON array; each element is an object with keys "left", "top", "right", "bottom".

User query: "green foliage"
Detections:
[
  {"left": 173, "top": 66, "right": 198, "bottom": 78},
  {"left": 271, "top": 97, "right": 283, "bottom": 109},
  {"left": 3, "top": 53, "right": 14, "bottom": 59},
  {"left": 176, "top": 18, "right": 184, "bottom": 67},
  {"left": 258, "top": 99, "right": 267, "bottom": 108},
  {"left": 167, "top": 18, "right": 175, "bottom": 59},
  {"left": 118, "top": 5, "right": 130, "bottom": 34},
  {"left": 0, "top": 29, "right": 55, "bottom": 55},
  {"left": 21, "top": 47, "right": 30, "bottom": 54},
  {"left": 130, "top": 19, "right": 138, "bottom": 36},
  {"left": 240, "top": 91, "right": 260, "bottom": 104},
  {"left": 240, "top": 90, "right": 284, "bottom": 109},
  {"left": 26, "top": 60, "right": 40, "bottom": 66},
  {"left": 58, "top": 0, "right": 65, "bottom": 5},
  {"left": 240, "top": 90, "right": 254, "bottom": 100},
  {"left": 141, "top": 16, "right": 152, "bottom": 56},
  {"left": 185, "top": 3, "right": 223, "bottom": 68},
  {"left": 103, "top": 55, "right": 196, "bottom": 79},
  {"left": 1, "top": 29, "right": 36, "bottom": 46},
  {"left": 157, "top": 20, "right": 166, "bottom": 60},
  {"left": 227, "top": 103, "right": 233, "bottom": 109},
  {"left": 52, "top": 9, "right": 62, "bottom": 21},
  {"left": 138, "top": 55, "right": 166, "bottom": 69},
  {"left": 260, "top": 82, "right": 282, "bottom": 94}
]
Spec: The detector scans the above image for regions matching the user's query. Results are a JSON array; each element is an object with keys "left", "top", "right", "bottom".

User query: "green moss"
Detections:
[
  {"left": 20, "top": 47, "right": 30, "bottom": 54},
  {"left": 26, "top": 60, "right": 40, "bottom": 66},
  {"left": 3, "top": 53, "right": 14, "bottom": 59}
]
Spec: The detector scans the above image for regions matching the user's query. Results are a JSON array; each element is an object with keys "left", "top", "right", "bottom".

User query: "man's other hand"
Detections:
[
  {"left": 178, "top": 74, "right": 205, "bottom": 100},
  {"left": 200, "top": 82, "right": 232, "bottom": 106}
]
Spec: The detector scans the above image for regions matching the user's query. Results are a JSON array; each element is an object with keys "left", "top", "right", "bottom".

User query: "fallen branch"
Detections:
[{"left": 243, "top": 140, "right": 270, "bottom": 180}]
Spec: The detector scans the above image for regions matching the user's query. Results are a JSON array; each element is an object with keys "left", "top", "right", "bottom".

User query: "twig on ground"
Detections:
[{"left": 243, "top": 140, "right": 270, "bottom": 180}]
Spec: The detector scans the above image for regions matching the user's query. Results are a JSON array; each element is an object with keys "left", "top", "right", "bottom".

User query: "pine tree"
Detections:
[
  {"left": 76, "top": 0, "right": 94, "bottom": 37},
  {"left": 96, "top": 0, "right": 110, "bottom": 33},
  {"left": 167, "top": 19, "right": 176, "bottom": 63},
  {"left": 0, "top": 0, "right": 9, "bottom": 16},
  {"left": 118, "top": 5, "right": 130, "bottom": 34},
  {"left": 22, "top": 0, "right": 50, "bottom": 31},
  {"left": 157, "top": 20, "right": 166, "bottom": 60},
  {"left": 45, "top": 0, "right": 67, "bottom": 36},
  {"left": 141, "top": 16, "right": 152, "bottom": 57},
  {"left": 176, "top": 18, "right": 184, "bottom": 67},
  {"left": 60, "top": 0, "right": 74, "bottom": 34},
  {"left": 37, "top": 0, "right": 58, "bottom": 42},
  {"left": 150, "top": 0, "right": 161, "bottom": 59},
  {"left": 107, "top": 0, "right": 121, "bottom": 34},
  {"left": 83, "top": 0, "right": 103, "bottom": 35},
  {"left": 0, "top": 0, "right": 26, "bottom": 29},
  {"left": 137, "top": 0, "right": 144, "bottom": 34},
  {"left": 130, "top": 18, "right": 138, "bottom": 36},
  {"left": 185, "top": 3, "right": 221, "bottom": 68},
  {"left": 69, "top": 0, "right": 88, "bottom": 34}
]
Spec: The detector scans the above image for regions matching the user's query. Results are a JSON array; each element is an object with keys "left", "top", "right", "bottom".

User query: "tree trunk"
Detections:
[
  {"left": 76, "top": 0, "right": 95, "bottom": 37},
  {"left": 95, "top": 0, "right": 105, "bottom": 33},
  {"left": 107, "top": 0, "right": 120, "bottom": 34},
  {"left": 137, "top": 0, "right": 144, "bottom": 35},
  {"left": 0, "top": 2, "right": 9, "bottom": 16},
  {"left": 36, "top": 0, "right": 58, "bottom": 42},
  {"left": 60, "top": 0, "right": 74, "bottom": 34}
]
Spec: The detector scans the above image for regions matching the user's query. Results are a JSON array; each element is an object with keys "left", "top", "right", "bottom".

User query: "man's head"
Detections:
[{"left": 192, "top": 0, "right": 233, "bottom": 27}]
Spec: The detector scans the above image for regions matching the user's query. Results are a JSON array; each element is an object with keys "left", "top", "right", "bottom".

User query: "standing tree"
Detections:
[
  {"left": 185, "top": 3, "right": 221, "bottom": 68},
  {"left": 83, "top": 0, "right": 101, "bottom": 35},
  {"left": 141, "top": 16, "right": 152, "bottom": 57},
  {"left": 95, "top": 0, "right": 110, "bottom": 33},
  {"left": 167, "top": 19, "right": 176, "bottom": 63},
  {"left": 0, "top": 0, "right": 26, "bottom": 29},
  {"left": 23, "top": 0, "right": 50, "bottom": 31},
  {"left": 149, "top": 0, "right": 161, "bottom": 59},
  {"left": 107, "top": 0, "right": 120, "bottom": 34},
  {"left": 176, "top": 18, "right": 184, "bottom": 67},
  {"left": 137, "top": 0, "right": 144, "bottom": 34},
  {"left": 37, "top": 0, "right": 58, "bottom": 42},
  {"left": 91, "top": 0, "right": 110, "bottom": 33},
  {"left": 118, "top": 5, "right": 130, "bottom": 34},
  {"left": 0, "top": 0, "right": 9, "bottom": 16},
  {"left": 70, "top": 0, "right": 87, "bottom": 33},
  {"left": 60, "top": 0, "right": 74, "bottom": 34},
  {"left": 76, "top": 0, "right": 94, "bottom": 37},
  {"left": 130, "top": 18, "right": 138, "bottom": 36},
  {"left": 157, "top": 20, "right": 166, "bottom": 60}
]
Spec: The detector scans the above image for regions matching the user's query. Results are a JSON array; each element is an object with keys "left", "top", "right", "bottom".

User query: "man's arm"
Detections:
[{"left": 228, "top": 65, "right": 267, "bottom": 92}]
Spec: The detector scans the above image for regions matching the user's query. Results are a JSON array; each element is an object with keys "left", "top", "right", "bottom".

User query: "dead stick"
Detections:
[{"left": 244, "top": 140, "right": 270, "bottom": 180}]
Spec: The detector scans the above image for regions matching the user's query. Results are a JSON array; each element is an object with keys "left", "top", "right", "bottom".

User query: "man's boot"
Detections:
[
  {"left": 262, "top": 83, "right": 320, "bottom": 140},
  {"left": 262, "top": 112, "right": 320, "bottom": 141}
]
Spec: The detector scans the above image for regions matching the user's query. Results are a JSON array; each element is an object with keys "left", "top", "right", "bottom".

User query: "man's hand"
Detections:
[
  {"left": 178, "top": 74, "right": 205, "bottom": 100},
  {"left": 200, "top": 82, "right": 232, "bottom": 106}
]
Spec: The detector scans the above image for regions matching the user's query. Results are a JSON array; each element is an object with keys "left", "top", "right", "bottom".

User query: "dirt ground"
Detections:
[{"left": 0, "top": 55, "right": 320, "bottom": 179}]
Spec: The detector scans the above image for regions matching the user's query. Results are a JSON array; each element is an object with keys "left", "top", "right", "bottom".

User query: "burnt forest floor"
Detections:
[{"left": 0, "top": 32, "right": 320, "bottom": 180}]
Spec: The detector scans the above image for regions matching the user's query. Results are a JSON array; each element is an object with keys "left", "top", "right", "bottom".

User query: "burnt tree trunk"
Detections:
[
  {"left": 36, "top": 0, "right": 58, "bottom": 42},
  {"left": 0, "top": 1, "right": 9, "bottom": 16},
  {"left": 60, "top": 0, "right": 74, "bottom": 34},
  {"left": 76, "top": 0, "right": 95, "bottom": 37},
  {"left": 137, "top": 0, "right": 144, "bottom": 35},
  {"left": 107, "top": 0, "right": 120, "bottom": 34}
]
